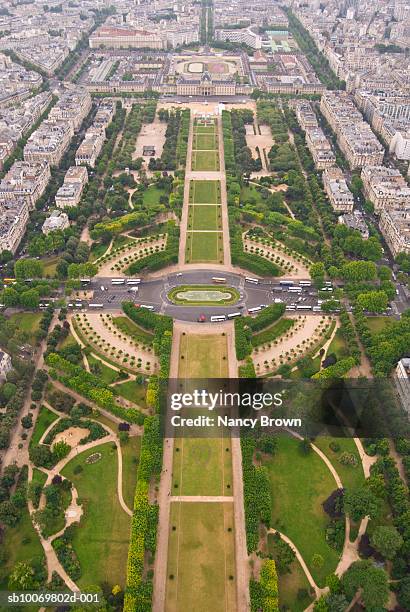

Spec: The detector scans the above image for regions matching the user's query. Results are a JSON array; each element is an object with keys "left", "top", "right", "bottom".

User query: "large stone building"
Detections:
[
  {"left": 323, "top": 167, "right": 354, "bottom": 213},
  {"left": 89, "top": 26, "right": 164, "bottom": 50},
  {"left": 0, "top": 160, "right": 50, "bottom": 210},
  {"left": 379, "top": 207, "right": 410, "bottom": 257},
  {"left": 361, "top": 166, "right": 410, "bottom": 212}
]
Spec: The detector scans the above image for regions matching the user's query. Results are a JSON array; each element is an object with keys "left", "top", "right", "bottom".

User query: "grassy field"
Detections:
[
  {"left": 87, "top": 354, "right": 119, "bottom": 385},
  {"left": 252, "top": 318, "right": 295, "bottom": 347},
  {"left": 90, "top": 241, "right": 110, "bottom": 262},
  {"left": 326, "top": 328, "right": 349, "bottom": 360},
  {"left": 30, "top": 405, "right": 59, "bottom": 447},
  {"left": 61, "top": 443, "right": 131, "bottom": 588},
  {"left": 240, "top": 184, "right": 265, "bottom": 206},
  {"left": 365, "top": 316, "right": 392, "bottom": 335},
  {"left": 185, "top": 231, "right": 223, "bottom": 263},
  {"left": 142, "top": 185, "right": 165, "bottom": 207},
  {"left": 9, "top": 312, "right": 42, "bottom": 344},
  {"left": 58, "top": 332, "right": 78, "bottom": 350},
  {"left": 189, "top": 204, "right": 222, "bottom": 231},
  {"left": 112, "top": 315, "right": 153, "bottom": 344},
  {"left": 178, "top": 333, "right": 229, "bottom": 378},
  {"left": 41, "top": 256, "right": 60, "bottom": 277},
  {"left": 114, "top": 379, "right": 147, "bottom": 407},
  {"left": 266, "top": 534, "right": 314, "bottom": 611},
  {"left": 120, "top": 435, "right": 141, "bottom": 509},
  {"left": 194, "top": 133, "right": 217, "bottom": 150},
  {"left": 168, "top": 285, "right": 239, "bottom": 306},
  {"left": 313, "top": 437, "right": 365, "bottom": 492},
  {"left": 190, "top": 180, "right": 220, "bottom": 204},
  {"left": 264, "top": 436, "right": 340, "bottom": 586},
  {"left": 172, "top": 437, "right": 233, "bottom": 496},
  {"left": 166, "top": 502, "right": 236, "bottom": 612},
  {"left": 192, "top": 150, "right": 219, "bottom": 171}
]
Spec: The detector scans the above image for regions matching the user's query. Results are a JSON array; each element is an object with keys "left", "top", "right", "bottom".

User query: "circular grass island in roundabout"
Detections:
[{"left": 168, "top": 285, "right": 240, "bottom": 306}]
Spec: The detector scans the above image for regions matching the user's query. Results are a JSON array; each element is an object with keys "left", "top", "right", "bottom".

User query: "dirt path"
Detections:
[
  {"left": 178, "top": 113, "right": 194, "bottom": 264},
  {"left": 217, "top": 114, "right": 232, "bottom": 266}
]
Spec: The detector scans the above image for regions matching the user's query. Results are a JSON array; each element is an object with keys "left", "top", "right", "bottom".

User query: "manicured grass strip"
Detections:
[
  {"left": 193, "top": 133, "right": 218, "bottom": 150},
  {"left": 120, "top": 435, "right": 141, "bottom": 510},
  {"left": 192, "top": 150, "right": 219, "bottom": 171},
  {"left": 172, "top": 437, "right": 233, "bottom": 496},
  {"left": 9, "top": 312, "right": 42, "bottom": 344},
  {"left": 114, "top": 379, "right": 147, "bottom": 408},
  {"left": 365, "top": 316, "right": 392, "bottom": 335},
  {"left": 112, "top": 315, "right": 154, "bottom": 345},
  {"left": 264, "top": 436, "right": 340, "bottom": 586},
  {"left": 166, "top": 502, "right": 236, "bottom": 612},
  {"left": 313, "top": 437, "right": 365, "bottom": 492},
  {"left": 61, "top": 443, "right": 131, "bottom": 588},
  {"left": 190, "top": 180, "right": 220, "bottom": 204},
  {"left": 185, "top": 231, "right": 223, "bottom": 264},
  {"left": 189, "top": 204, "right": 222, "bottom": 231},
  {"left": 251, "top": 318, "right": 295, "bottom": 347},
  {"left": 178, "top": 333, "right": 229, "bottom": 378},
  {"left": 30, "top": 405, "right": 59, "bottom": 447}
]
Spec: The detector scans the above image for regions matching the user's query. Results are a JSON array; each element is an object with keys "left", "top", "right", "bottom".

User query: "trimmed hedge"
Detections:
[
  {"left": 126, "top": 224, "right": 179, "bottom": 273},
  {"left": 245, "top": 303, "right": 286, "bottom": 333},
  {"left": 241, "top": 437, "right": 271, "bottom": 552}
]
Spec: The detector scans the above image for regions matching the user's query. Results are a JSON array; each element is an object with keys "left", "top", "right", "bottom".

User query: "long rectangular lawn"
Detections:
[
  {"left": 190, "top": 180, "right": 220, "bottom": 204},
  {"left": 166, "top": 502, "right": 236, "bottom": 612},
  {"left": 185, "top": 231, "right": 223, "bottom": 263},
  {"left": 192, "top": 150, "right": 219, "bottom": 171},
  {"left": 190, "top": 204, "right": 221, "bottom": 230}
]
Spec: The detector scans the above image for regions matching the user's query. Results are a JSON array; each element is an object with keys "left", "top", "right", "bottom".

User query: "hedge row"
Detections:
[
  {"left": 126, "top": 224, "right": 179, "bottom": 274},
  {"left": 241, "top": 437, "right": 271, "bottom": 552},
  {"left": 250, "top": 559, "right": 279, "bottom": 612},
  {"left": 45, "top": 353, "right": 144, "bottom": 424},
  {"left": 176, "top": 109, "right": 190, "bottom": 167},
  {"left": 231, "top": 221, "right": 282, "bottom": 277},
  {"left": 124, "top": 416, "right": 163, "bottom": 611},
  {"left": 245, "top": 303, "right": 286, "bottom": 333}
]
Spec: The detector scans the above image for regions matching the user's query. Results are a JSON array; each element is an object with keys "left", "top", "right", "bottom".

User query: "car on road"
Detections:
[{"left": 198, "top": 314, "right": 206, "bottom": 323}]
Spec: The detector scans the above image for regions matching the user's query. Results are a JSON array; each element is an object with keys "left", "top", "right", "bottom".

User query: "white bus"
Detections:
[
  {"left": 74, "top": 302, "right": 83, "bottom": 308},
  {"left": 210, "top": 315, "right": 226, "bottom": 322},
  {"left": 245, "top": 277, "right": 259, "bottom": 284},
  {"left": 80, "top": 278, "right": 91, "bottom": 285},
  {"left": 288, "top": 287, "right": 302, "bottom": 293},
  {"left": 111, "top": 278, "right": 125, "bottom": 285},
  {"left": 140, "top": 304, "right": 154, "bottom": 310},
  {"left": 248, "top": 306, "right": 262, "bottom": 313},
  {"left": 280, "top": 280, "right": 294, "bottom": 286},
  {"left": 313, "top": 306, "right": 321, "bottom": 312},
  {"left": 89, "top": 303, "right": 104, "bottom": 309},
  {"left": 296, "top": 305, "right": 312, "bottom": 310},
  {"left": 325, "top": 281, "right": 333, "bottom": 287},
  {"left": 212, "top": 277, "right": 226, "bottom": 284},
  {"left": 227, "top": 312, "right": 241, "bottom": 319},
  {"left": 299, "top": 281, "right": 312, "bottom": 287},
  {"left": 126, "top": 279, "right": 141, "bottom": 285},
  {"left": 286, "top": 305, "right": 296, "bottom": 311}
]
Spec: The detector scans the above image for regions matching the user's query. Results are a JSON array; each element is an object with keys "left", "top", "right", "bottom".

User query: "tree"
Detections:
[
  {"left": 397, "top": 576, "right": 410, "bottom": 610},
  {"left": 14, "top": 259, "right": 43, "bottom": 280},
  {"left": 343, "top": 488, "right": 381, "bottom": 522},
  {"left": 356, "top": 291, "right": 388, "bottom": 314},
  {"left": 52, "top": 440, "right": 70, "bottom": 461},
  {"left": 311, "top": 553, "right": 324, "bottom": 568},
  {"left": 20, "top": 289, "right": 40, "bottom": 309},
  {"left": 0, "top": 500, "right": 20, "bottom": 526},
  {"left": 341, "top": 560, "right": 389, "bottom": 610},
  {"left": 2, "top": 287, "right": 19, "bottom": 307},
  {"left": 8, "top": 562, "right": 38, "bottom": 590},
  {"left": 370, "top": 525, "right": 403, "bottom": 560}
]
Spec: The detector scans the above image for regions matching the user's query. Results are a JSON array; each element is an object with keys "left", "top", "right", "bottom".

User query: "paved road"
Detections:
[{"left": 74, "top": 270, "right": 325, "bottom": 322}]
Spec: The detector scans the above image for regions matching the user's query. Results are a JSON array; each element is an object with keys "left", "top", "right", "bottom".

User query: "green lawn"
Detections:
[
  {"left": 30, "top": 405, "right": 59, "bottom": 447},
  {"left": 190, "top": 180, "right": 220, "bottom": 204},
  {"left": 9, "top": 312, "right": 42, "bottom": 344},
  {"left": 168, "top": 285, "right": 239, "bottom": 306},
  {"left": 267, "top": 534, "right": 314, "bottom": 612},
  {"left": 32, "top": 467, "right": 48, "bottom": 488},
  {"left": 189, "top": 204, "right": 222, "bottom": 231},
  {"left": 194, "top": 133, "right": 217, "bottom": 150},
  {"left": 114, "top": 379, "right": 147, "bottom": 408},
  {"left": 142, "top": 185, "right": 165, "bottom": 207},
  {"left": 90, "top": 241, "right": 110, "bottom": 262},
  {"left": 112, "top": 315, "right": 153, "bottom": 345},
  {"left": 185, "top": 231, "right": 223, "bottom": 263},
  {"left": 166, "top": 502, "right": 236, "bottom": 612},
  {"left": 252, "top": 318, "right": 295, "bottom": 347},
  {"left": 120, "top": 435, "right": 141, "bottom": 509},
  {"left": 172, "top": 437, "right": 232, "bottom": 496},
  {"left": 365, "top": 316, "right": 392, "bottom": 335},
  {"left": 326, "top": 328, "right": 349, "bottom": 360},
  {"left": 192, "top": 150, "right": 219, "bottom": 171},
  {"left": 313, "top": 437, "right": 365, "bottom": 492},
  {"left": 264, "top": 436, "right": 340, "bottom": 586},
  {"left": 87, "top": 354, "right": 119, "bottom": 384},
  {"left": 41, "top": 256, "right": 60, "bottom": 277},
  {"left": 58, "top": 332, "right": 78, "bottom": 350},
  {"left": 61, "top": 443, "right": 131, "bottom": 588},
  {"left": 194, "top": 124, "right": 216, "bottom": 134},
  {"left": 178, "top": 333, "right": 229, "bottom": 378},
  {"left": 240, "top": 185, "right": 265, "bottom": 206},
  {"left": 0, "top": 497, "right": 45, "bottom": 590}
]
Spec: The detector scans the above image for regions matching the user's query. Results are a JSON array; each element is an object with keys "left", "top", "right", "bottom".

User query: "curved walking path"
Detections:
[{"left": 267, "top": 528, "right": 326, "bottom": 599}]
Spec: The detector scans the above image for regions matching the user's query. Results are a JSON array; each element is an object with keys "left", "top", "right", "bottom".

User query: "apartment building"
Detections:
[
  {"left": 49, "top": 89, "right": 92, "bottom": 132},
  {"left": 379, "top": 207, "right": 410, "bottom": 257},
  {"left": 0, "top": 198, "right": 29, "bottom": 254},
  {"left": 305, "top": 127, "right": 336, "bottom": 170},
  {"left": 42, "top": 210, "right": 70, "bottom": 235},
  {"left": 24, "top": 120, "right": 72, "bottom": 166},
  {"left": 323, "top": 167, "right": 354, "bottom": 213},
  {"left": 75, "top": 128, "right": 105, "bottom": 168},
  {"left": 55, "top": 166, "right": 88, "bottom": 209},
  {"left": 395, "top": 358, "right": 410, "bottom": 415},
  {"left": 89, "top": 26, "right": 164, "bottom": 50},
  {"left": 361, "top": 166, "right": 410, "bottom": 212},
  {"left": 338, "top": 210, "right": 369, "bottom": 239},
  {"left": 292, "top": 100, "right": 318, "bottom": 131},
  {"left": 320, "top": 92, "right": 384, "bottom": 169},
  {"left": 0, "top": 160, "right": 50, "bottom": 210}
]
